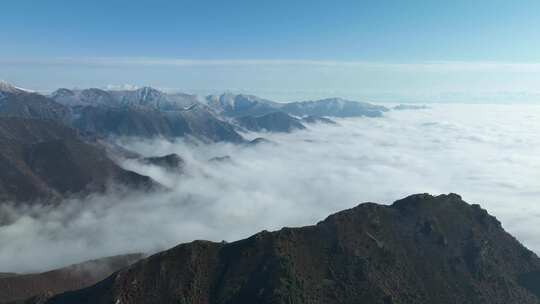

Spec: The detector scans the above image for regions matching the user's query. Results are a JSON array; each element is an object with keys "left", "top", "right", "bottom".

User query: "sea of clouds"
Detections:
[{"left": 1, "top": 103, "right": 540, "bottom": 273}]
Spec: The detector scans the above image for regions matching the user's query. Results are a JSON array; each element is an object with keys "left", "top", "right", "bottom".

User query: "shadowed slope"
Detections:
[
  {"left": 0, "top": 118, "right": 158, "bottom": 203},
  {"left": 42, "top": 194, "right": 540, "bottom": 304},
  {"left": 0, "top": 254, "right": 144, "bottom": 303}
]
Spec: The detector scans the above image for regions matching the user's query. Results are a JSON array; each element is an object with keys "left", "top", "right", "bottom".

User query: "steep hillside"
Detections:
[
  {"left": 0, "top": 118, "right": 157, "bottom": 203},
  {"left": 0, "top": 254, "right": 144, "bottom": 303},
  {"left": 41, "top": 194, "right": 540, "bottom": 304}
]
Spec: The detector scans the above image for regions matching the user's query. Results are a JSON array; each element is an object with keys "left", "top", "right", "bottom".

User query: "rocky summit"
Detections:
[{"left": 32, "top": 194, "right": 540, "bottom": 304}]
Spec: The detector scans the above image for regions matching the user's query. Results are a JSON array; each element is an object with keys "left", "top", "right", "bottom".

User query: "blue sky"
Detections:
[{"left": 2, "top": 0, "right": 540, "bottom": 102}]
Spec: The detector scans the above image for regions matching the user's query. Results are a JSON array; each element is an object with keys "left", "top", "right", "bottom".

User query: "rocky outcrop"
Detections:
[{"left": 141, "top": 154, "right": 184, "bottom": 172}]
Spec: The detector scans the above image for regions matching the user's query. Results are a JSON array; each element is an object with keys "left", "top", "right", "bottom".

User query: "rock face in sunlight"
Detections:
[
  {"left": 40, "top": 194, "right": 540, "bottom": 304},
  {"left": 0, "top": 118, "right": 157, "bottom": 203},
  {"left": 0, "top": 253, "right": 144, "bottom": 303}
]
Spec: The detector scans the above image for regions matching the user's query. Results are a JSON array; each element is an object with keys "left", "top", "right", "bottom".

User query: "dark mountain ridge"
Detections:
[
  {"left": 37, "top": 193, "right": 540, "bottom": 304},
  {"left": 0, "top": 254, "right": 144, "bottom": 303},
  {"left": 0, "top": 118, "right": 157, "bottom": 203},
  {"left": 0, "top": 86, "right": 70, "bottom": 123}
]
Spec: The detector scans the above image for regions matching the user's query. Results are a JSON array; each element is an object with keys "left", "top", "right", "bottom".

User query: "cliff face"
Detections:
[{"left": 42, "top": 194, "right": 540, "bottom": 304}]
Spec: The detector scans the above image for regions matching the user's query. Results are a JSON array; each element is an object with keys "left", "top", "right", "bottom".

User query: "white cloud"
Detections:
[
  {"left": 104, "top": 84, "right": 140, "bottom": 91},
  {"left": 1, "top": 104, "right": 540, "bottom": 273}
]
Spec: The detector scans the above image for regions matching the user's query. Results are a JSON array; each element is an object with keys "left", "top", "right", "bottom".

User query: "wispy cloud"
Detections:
[{"left": 3, "top": 57, "right": 540, "bottom": 71}]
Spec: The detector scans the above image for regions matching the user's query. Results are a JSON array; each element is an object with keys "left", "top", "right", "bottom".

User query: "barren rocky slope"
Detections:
[{"left": 37, "top": 194, "right": 540, "bottom": 304}]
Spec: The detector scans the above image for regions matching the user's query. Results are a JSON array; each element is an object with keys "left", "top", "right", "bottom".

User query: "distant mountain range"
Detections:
[
  {"left": 235, "top": 111, "right": 307, "bottom": 133},
  {"left": 206, "top": 92, "right": 389, "bottom": 118},
  {"left": 0, "top": 81, "right": 393, "bottom": 203},
  {"left": 1, "top": 82, "right": 539, "bottom": 304},
  {"left": 16, "top": 194, "right": 540, "bottom": 304},
  {"left": 0, "top": 81, "right": 390, "bottom": 141}
]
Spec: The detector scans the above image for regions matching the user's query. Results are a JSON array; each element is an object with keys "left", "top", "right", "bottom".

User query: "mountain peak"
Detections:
[
  {"left": 0, "top": 80, "right": 30, "bottom": 94},
  {"left": 38, "top": 193, "right": 540, "bottom": 304}
]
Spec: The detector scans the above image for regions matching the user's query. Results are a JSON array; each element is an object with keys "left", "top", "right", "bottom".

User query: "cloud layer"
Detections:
[
  {"left": 3, "top": 59, "right": 540, "bottom": 103},
  {"left": 1, "top": 104, "right": 540, "bottom": 273}
]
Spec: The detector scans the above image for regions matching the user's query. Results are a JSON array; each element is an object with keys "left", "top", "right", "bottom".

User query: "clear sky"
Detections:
[{"left": 2, "top": 0, "right": 540, "bottom": 102}]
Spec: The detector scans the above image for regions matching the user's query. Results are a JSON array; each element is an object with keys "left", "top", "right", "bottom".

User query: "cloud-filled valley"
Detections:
[{"left": 1, "top": 104, "right": 540, "bottom": 273}]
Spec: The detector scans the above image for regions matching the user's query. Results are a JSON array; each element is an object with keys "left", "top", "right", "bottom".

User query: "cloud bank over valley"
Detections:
[{"left": 1, "top": 104, "right": 539, "bottom": 273}]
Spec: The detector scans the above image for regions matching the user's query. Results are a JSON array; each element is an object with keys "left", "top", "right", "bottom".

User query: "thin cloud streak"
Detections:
[{"left": 3, "top": 57, "right": 540, "bottom": 71}]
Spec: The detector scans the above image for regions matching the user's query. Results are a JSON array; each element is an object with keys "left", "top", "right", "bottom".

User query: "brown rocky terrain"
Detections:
[
  {"left": 0, "top": 254, "right": 144, "bottom": 303},
  {"left": 0, "top": 118, "right": 158, "bottom": 203},
  {"left": 29, "top": 193, "right": 540, "bottom": 304}
]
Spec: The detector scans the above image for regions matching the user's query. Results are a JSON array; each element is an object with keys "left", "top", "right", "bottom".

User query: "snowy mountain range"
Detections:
[{"left": 0, "top": 81, "right": 390, "bottom": 141}]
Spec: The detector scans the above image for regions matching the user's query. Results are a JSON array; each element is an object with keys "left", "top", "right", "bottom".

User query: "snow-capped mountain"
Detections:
[
  {"left": 205, "top": 93, "right": 389, "bottom": 118},
  {"left": 205, "top": 93, "right": 281, "bottom": 117},
  {"left": 51, "top": 88, "right": 119, "bottom": 107},
  {"left": 0, "top": 81, "right": 32, "bottom": 100},
  {"left": 50, "top": 87, "right": 244, "bottom": 142},
  {"left": 52, "top": 86, "right": 200, "bottom": 111},
  {"left": 282, "top": 97, "right": 389, "bottom": 117},
  {"left": 0, "top": 80, "right": 31, "bottom": 93}
]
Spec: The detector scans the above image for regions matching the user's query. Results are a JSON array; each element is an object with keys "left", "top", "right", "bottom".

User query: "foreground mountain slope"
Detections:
[
  {"left": 0, "top": 254, "right": 144, "bottom": 303},
  {"left": 42, "top": 194, "right": 540, "bottom": 304},
  {"left": 0, "top": 118, "right": 156, "bottom": 203}
]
